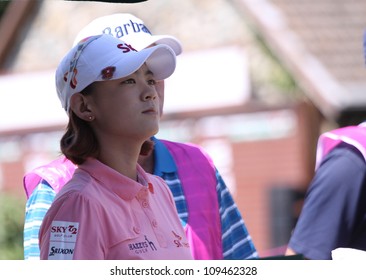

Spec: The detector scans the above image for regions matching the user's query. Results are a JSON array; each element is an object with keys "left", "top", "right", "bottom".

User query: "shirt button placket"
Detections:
[
  {"left": 142, "top": 200, "right": 149, "bottom": 208},
  {"left": 133, "top": 226, "right": 140, "bottom": 234},
  {"left": 138, "top": 187, "right": 167, "bottom": 247}
]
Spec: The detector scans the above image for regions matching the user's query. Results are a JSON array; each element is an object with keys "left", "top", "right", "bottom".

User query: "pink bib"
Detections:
[
  {"left": 162, "top": 140, "right": 223, "bottom": 259},
  {"left": 316, "top": 124, "right": 366, "bottom": 169},
  {"left": 24, "top": 156, "right": 76, "bottom": 198}
]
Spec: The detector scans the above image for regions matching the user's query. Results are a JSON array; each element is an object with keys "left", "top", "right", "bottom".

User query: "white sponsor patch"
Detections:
[
  {"left": 48, "top": 241, "right": 76, "bottom": 260},
  {"left": 50, "top": 221, "right": 79, "bottom": 242},
  {"left": 48, "top": 221, "right": 79, "bottom": 260}
]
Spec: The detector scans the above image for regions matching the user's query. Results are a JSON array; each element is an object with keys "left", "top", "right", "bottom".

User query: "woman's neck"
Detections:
[{"left": 97, "top": 139, "right": 141, "bottom": 181}]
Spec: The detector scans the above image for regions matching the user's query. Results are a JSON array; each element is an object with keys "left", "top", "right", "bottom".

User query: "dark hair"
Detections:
[
  {"left": 60, "top": 84, "right": 99, "bottom": 165},
  {"left": 140, "top": 139, "right": 154, "bottom": 156}
]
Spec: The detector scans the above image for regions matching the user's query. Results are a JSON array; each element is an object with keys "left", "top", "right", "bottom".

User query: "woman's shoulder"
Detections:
[{"left": 55, "top": 168, "right": 96, "bottom": 202}]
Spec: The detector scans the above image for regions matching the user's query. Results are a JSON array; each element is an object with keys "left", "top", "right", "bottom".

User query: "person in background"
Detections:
[
  {"left": 285, "top": 33, "right": 366, "bottom": 260},
  {"left": 39, "top": 34, "right": 192, "bottom": 259},
  {"left": 24, "top": 13, "right": 258, "bottom": 260},
  {"left": 286, "top": 124, "right": 366, "bottom": 259}
]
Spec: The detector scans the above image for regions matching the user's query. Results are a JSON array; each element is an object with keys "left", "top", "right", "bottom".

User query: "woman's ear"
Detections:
[{"left": 69, "top": 93, "right": 95, "bottom": 122}]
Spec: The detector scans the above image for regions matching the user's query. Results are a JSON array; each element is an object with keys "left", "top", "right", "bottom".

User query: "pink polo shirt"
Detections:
[{"left": 39, "top": 158, "right": 192, "bottom": 260}]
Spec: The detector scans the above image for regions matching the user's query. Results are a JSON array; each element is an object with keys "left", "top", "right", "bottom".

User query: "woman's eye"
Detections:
[
  {"left": 148, "top": 79, "right": 156, "bottom": 85},
  {"left": 122, "top": 79, "right": 135, "bottom": 84}
]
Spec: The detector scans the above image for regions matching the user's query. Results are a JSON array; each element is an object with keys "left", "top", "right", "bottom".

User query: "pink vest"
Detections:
[
  {"left": 161, "top": 140, "right": 223, "bottom": 260},
  {"left": 315, "top": 124, "right": 366, "bottom": 170},
  {"left": 23, "top": 141, "right": 223, "bottom": 259},
  {"left": 23, "top": 156, "right": 76, "bottom": 198}
]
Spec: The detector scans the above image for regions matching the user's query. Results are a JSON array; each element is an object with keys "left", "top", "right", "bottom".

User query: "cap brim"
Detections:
[
  {"left": 150, "top": 35, "right": 183, "bottom": 56},
  {"left": 100, "top": 44, "right": 176, "bottom": 82},
  {"left": 124, "top": 34, "right": 182, "bottom": 56}
]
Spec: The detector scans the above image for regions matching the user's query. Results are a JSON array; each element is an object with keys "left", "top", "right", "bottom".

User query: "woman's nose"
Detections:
[{"left": 142, "top": 85, "right": 157, "bottom": 100}]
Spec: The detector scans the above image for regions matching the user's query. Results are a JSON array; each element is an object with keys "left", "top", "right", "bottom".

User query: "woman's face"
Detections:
[
  {"left": 155, "top": 80, "right": 165, "bottom": 116},
  {"left": 87, "top": 63, "right": 160, "bottom": 142}
]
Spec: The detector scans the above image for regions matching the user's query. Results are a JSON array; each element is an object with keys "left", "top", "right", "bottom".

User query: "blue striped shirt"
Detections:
[{"left": 24, "top": 181, "right": 55, "bottom": 260}]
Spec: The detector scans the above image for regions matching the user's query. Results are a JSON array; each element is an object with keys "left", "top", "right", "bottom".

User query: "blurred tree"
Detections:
[
  {"left": 0, "top": 191, "right": 24, "bottom": 260},
  {"left": 0, "top": 1, "right": 10, "bottom": 18}
]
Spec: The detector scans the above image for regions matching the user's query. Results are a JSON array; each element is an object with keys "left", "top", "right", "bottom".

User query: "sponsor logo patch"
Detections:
[
  {"left": 48, "top": 242, "right": 76, "bottom": 260},
  {"left": 172, "top": 231, "right": 190, "bottom": 248},
  {"left": 50, "top": 221, "right": 79, "bottom": 242},
  {"left": 48, "top": 221, "right": 79, "bottom": 260},
  {"left": 127, "top": 235, "right": 157, "bottom": 255}
]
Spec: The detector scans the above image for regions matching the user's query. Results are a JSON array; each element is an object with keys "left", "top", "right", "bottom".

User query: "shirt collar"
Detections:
[
  {"left": 78, "top": 158, "right": 151, "bottom": 201},
  {"left": 152, "top": 137, "right": 177, "bottom": 176}
]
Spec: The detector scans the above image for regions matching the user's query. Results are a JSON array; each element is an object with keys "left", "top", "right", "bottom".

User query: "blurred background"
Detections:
[{"left": 0, "top": 0, "right": 366, "bottom": 259}]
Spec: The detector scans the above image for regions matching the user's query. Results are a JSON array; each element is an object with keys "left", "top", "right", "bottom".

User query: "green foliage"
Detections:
[
  {"left": 0, "top": 1, "right": 11, "bottom": 18},
  {"left": 0, "top": 191, "right": 25, "bottom": 260},
  {"left": 247, "top": 32, "right": 302, "bottom": 103}
]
